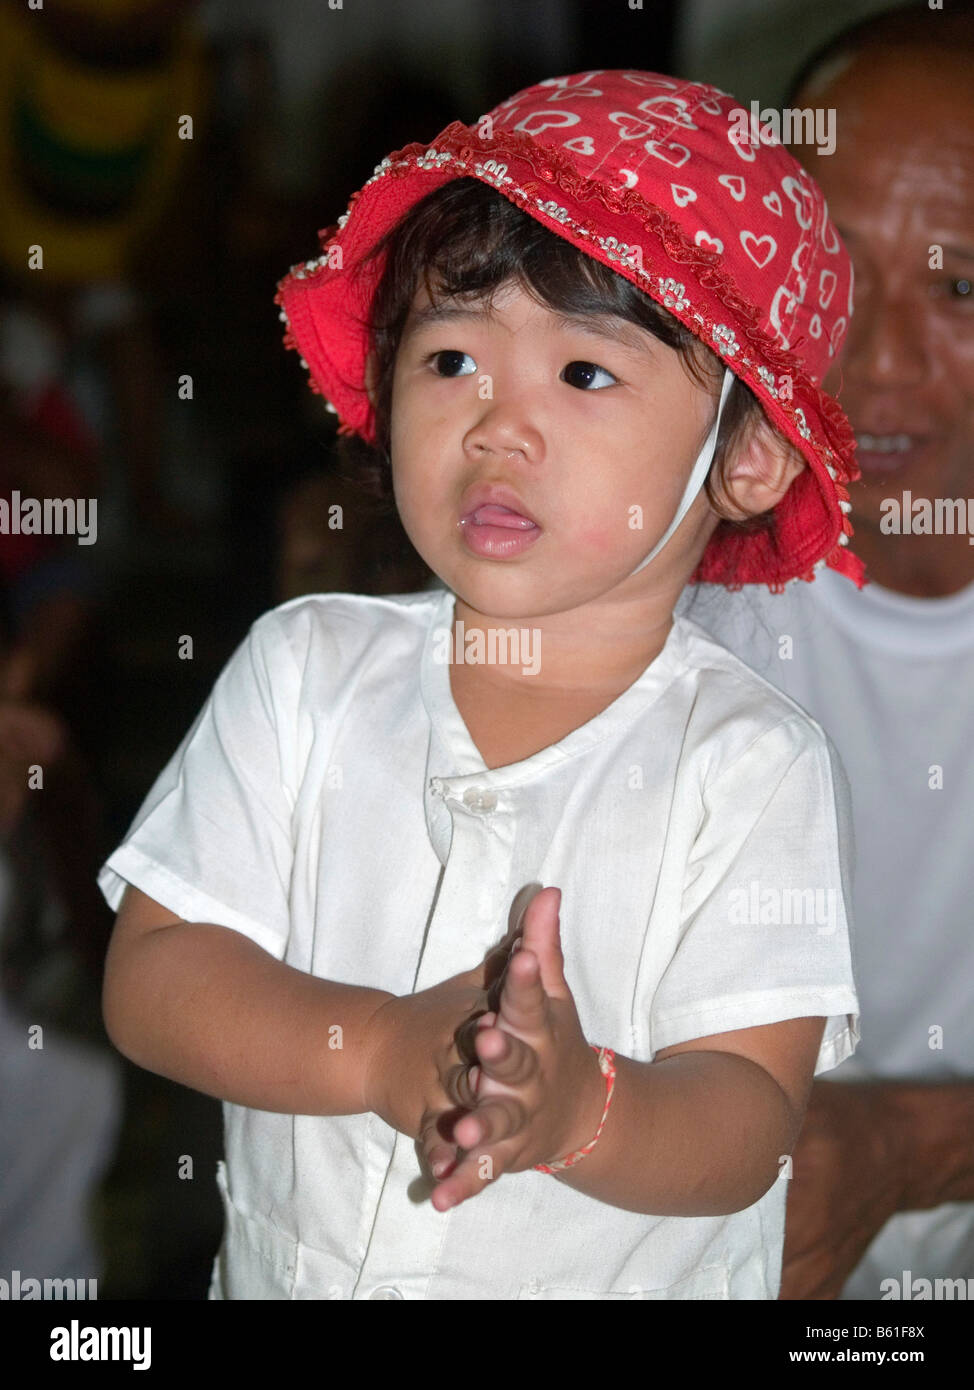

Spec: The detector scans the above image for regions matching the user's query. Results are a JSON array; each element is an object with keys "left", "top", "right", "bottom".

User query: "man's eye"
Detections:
[
  {"left": 562, "top": 361, "right": 617, "bottom": 390},
  {"left": 429, "top": 350, "right": 476, "bottom": 376},
  {"left": 928, "top": 277, "right": 973, "bottom": 304}
]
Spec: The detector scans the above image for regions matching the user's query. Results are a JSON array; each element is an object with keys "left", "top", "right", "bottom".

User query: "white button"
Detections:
[
  {"left": 462, "top": 786, "right": 497, "bottom": 813},
  {"left": 369, "top": 1285, "right": 403, "bottom": 1300}
]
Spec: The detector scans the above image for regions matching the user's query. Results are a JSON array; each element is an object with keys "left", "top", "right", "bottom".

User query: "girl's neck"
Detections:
[{"left": 450, "top": 596, "right": 674, "bottom": 700}]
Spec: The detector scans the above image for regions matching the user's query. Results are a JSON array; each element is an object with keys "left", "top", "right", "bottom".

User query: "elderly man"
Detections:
[{"left": 682, "top": 6, "right": 974, "bottom": 1300}]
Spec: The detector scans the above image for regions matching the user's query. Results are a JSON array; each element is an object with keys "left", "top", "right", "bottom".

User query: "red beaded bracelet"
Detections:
[{"left": 533, "top": 1045, "right": 617, "bottom": 1175}]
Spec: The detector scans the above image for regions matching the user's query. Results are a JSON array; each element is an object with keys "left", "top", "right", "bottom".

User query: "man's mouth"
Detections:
[
  {"left": 857, "top": 433, "right": 912, "bottom": 454},
  {"left": 854, "top": 432, "right": 930, "bottom": 476}
]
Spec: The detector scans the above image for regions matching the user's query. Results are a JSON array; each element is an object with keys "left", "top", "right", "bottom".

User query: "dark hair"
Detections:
[
  {"left": 789, "top": 0, "right": 974, "bottom": 102},
  {"left": 336, "top": 177, "right": 775, "bottom": 537}
]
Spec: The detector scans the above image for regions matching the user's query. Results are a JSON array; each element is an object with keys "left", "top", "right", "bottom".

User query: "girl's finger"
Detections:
[
  {"left": 443, "top": 1062, "right": 480, "bottom": 1109},
  {"left": 427, "top": 1144, "right": 459, "bottom": 1181},
  {"left": 519, "top": 887, "right": 572, "bottom": 1000},
  {"left": 495, "top": 947, "right": 549, "bottom": 1035},
  {"left": 454, "top": 1013, "right": 486, "bottom": 1066},
  {"left": 474, "top": 1024, "right": 538, "bottom": 1087},
  {"left": 418, "top": 1115, "right": 458, "bottom": 1180},
  {"left": 454, "top": 1095, "right": 526, "bottom": 1151},
  {"left": 431, "top": 1143, "right": 512, "bottom": 1212}
]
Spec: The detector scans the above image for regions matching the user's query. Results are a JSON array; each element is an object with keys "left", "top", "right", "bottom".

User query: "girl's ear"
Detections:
[{"left": 719, "top": 413, "right": 806, "bottom": 521}]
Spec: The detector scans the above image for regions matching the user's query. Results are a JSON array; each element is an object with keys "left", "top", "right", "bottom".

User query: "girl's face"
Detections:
[{"left": 389, "top": 277, "right": 720, "bottom": 619}]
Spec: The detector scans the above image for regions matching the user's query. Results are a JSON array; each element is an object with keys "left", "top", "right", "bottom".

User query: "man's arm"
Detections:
[
  {"left": 780, "top": 1077, "right": 974, "bottom": 1299},
  {"left": 883, "top": 1080, "right": 974, "bottom": 1208}
]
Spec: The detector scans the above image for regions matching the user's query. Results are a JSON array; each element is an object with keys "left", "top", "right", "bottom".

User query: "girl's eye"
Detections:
[
  {"left": 423, "top": 351, "right": 618, "bottom": 388},
  {"left": 561, "top": 361, "right": 618, "bottom": 390},
  {"left": 429, "top": 349, "right": 477, "bottom": 376}
]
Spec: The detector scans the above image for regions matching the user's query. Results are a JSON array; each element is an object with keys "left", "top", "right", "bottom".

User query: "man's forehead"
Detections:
[
  {"left": 799, "top": 54, "right": 974, "bottom": 209},
  {"left": 799, "top": 45, "right": 974, "bottom": 137}
]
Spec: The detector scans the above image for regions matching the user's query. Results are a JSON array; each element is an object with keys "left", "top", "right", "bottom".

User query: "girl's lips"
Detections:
[
  {"left": 466, "top": 503, "right": 538, "bottom": 529},
  {"left": 460, "top": 510, "right": 541, "bottom": 558}
]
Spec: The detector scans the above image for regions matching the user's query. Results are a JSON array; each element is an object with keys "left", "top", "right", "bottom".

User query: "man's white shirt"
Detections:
[{"left": 680, "top": 569, "right": 974, "bottom": 1299}]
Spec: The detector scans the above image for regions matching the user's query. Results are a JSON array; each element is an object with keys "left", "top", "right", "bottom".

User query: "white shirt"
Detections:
[
  {"left": 98, "top": 587, "right": 859, "bottom": 1300},
  {"left": 680, "top": 570, "right": 974, "bottom": 1297}
]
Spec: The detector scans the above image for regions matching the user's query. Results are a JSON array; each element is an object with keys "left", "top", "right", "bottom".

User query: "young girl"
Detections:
[{"left": 99, "top": 70, "right": 864, "bottom": 1300}]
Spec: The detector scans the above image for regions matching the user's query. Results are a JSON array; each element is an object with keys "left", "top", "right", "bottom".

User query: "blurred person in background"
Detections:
[
  {"left": 0, "top": 0, "right": 207, "bottom": 1293},
  {"left": 682, "top": 2, "right": 974, "bottom": 1298},
  {"left": 0, "top": 0, "right": 207, "bottom": 543}
]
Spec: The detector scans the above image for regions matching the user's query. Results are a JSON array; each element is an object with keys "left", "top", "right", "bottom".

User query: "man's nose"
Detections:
[{"left": 845, "top": 291, "right": 929, "bottom": 391}]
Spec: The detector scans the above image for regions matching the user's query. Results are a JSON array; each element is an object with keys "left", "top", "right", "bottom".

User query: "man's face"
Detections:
[
  {"left": 387, "top": 277, "right": 719, "bottom": 619},
  {"left": 801, "top": 52, "right": 974, "bottom": 536}
]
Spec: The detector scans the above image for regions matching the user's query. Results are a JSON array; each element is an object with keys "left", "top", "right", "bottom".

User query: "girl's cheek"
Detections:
[{"left": 572, "top": 522, "right": 622, "bottom": 556}]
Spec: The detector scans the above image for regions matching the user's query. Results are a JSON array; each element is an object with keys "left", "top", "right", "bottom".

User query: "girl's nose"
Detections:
[{"left": 464, "top": 414, "right": 540, "bottom": 466}]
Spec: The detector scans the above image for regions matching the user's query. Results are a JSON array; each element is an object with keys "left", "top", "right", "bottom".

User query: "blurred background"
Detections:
[{"left": 0, "top": 0, "right": 909, "bottom": 1298}]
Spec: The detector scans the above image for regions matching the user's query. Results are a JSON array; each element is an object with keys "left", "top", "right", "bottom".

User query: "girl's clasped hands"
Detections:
[{"left": 364, "top": 886, "right": 606, "bottom": 1212}]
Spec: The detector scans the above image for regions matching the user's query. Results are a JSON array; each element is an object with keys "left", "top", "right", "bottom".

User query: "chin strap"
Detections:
[{"left": 628, "top": 366, "right": 735, "bottom": 578}]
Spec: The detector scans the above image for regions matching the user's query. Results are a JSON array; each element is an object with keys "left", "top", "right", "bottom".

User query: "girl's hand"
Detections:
[
  {"left": 420, "top": 887, "right": 606, "bottom": 1211},
  {"left": 362, "top": 933, "right": 515, "bottom": 1144}
]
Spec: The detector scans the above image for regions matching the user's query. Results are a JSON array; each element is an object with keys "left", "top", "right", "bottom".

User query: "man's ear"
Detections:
[{"left": 720, "top": 413, "right": 806, "bottom": 521}]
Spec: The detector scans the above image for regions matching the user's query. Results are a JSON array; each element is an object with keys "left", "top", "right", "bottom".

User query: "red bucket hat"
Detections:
[{"left": 276, "top": 69, "right": 864, "bottom": 591}]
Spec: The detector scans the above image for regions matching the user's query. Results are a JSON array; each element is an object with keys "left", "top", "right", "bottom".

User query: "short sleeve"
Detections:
[
  {"left": 97, "top": 611, "right": 301, "bottom": 960},
  {"left": 650, "top": 718, "right": 860, "bottom": 1075}
]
